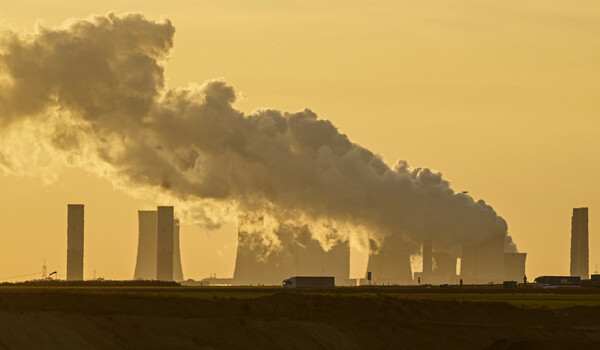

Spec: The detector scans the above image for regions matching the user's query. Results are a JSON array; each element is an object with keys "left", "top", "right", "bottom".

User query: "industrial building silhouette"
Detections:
[
  {"left": 62, "top": 205, "right": 565, "bottom": 286},
  {"left": 571, "top": 207, "right": 589, "bottom": 279},
  {"left": 232, "top": 215, "right": 528, "bottom": 286},
  {"left": 232, "top": 215, "right": 351, "bottom": 285},
  {"left": 364, "top": 235, "right": 413, "bottom": 284},
  {"left": 66, "top": 204, "right": 84, "bottom": 281},
  {"left": 133, "top": 207, "right": 184, "bottom": 281}
]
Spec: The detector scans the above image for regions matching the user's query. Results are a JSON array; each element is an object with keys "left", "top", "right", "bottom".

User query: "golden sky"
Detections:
[{"left": 0, "top": 0, "right": 598, "bottom": 281}]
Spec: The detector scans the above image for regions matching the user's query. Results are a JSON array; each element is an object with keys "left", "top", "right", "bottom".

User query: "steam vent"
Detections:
[{"left": 66, "top": 204, "right": 84, "bottom": 281}]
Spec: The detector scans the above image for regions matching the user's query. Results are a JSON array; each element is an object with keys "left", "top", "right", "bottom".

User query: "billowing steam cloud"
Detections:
[{"left": 0, "top": 13, "right": 515, "bottom": 252}]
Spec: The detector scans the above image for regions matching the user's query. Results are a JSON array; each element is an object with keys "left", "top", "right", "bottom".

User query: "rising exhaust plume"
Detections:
[{"left": 0, "top": 13, "right": 515, "bottom": 252}]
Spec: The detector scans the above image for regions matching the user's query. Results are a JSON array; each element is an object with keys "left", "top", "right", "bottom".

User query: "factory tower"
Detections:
[
  {"left": 173, "top": 219, "right": 184, "bottom": 281},
  {"left": 570, "top": 207, "right": 589, "bottom": 279},
  {"left": 67, "top": 204, "right": 84, "bottom": 281},
  {"left": 134, "top": 209, "right": 184, "bottom": 281},
  {"left": 365, "top": 235, "right": 413, "bottom": 284},
  {"left": 133, "top": 211, "right": 158, "bottom": 280},
  {"left": 157, "top": 206, "right": 175, "bottom": 281},
  {"left": 233, "top": 214, "right": 351, "bottom": 285}
]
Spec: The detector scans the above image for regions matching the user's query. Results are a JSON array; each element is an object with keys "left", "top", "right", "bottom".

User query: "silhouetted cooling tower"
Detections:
[
  {"left": 504, "top": 252, "right": 526, "bottom": 281},
  {"left": 67, "top": 204, "right": 84, "bottom": 281},
  {"left": 134, "top": 211, "right": 184, "bottom": 281},
  {"left": 422, "top": 239, "right": 432, "bottom": 274},
  {"left": 134, "top": 211, "right": 157, "bottom": 280},
  {"left": 432, "top": 252, "right": 457, "bottom": 276},
  {"left": 460, "top": 233, "right": 506, "bottom": 283},
  {"left": 157, "top": 206, "right": 174, "bottom": 281},
  {"left": 233, "top": 215, "right": 350, "bottom": 285},
  {"left": 173, "top": 219, "right": 184, "bottom": 281},
  {"left": 366, "top": 235, "right": 413, "bottom": 284},
  {"left": 571, "top": 207, "right": 589, "bottom": 279}
]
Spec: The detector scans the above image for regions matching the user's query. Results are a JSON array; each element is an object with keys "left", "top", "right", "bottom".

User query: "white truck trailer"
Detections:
[{"left": 282, "top": 276, "right": 335, "bottom": 289}]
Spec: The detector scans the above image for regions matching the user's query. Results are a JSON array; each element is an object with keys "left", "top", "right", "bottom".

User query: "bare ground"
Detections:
[{"left": 1, "top": 288, "right": 600, "bottom": 349}]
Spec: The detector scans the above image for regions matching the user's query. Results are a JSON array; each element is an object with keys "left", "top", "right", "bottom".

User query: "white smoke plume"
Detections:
[{"left": 0, "top": 13, "right": 516, "bottom": 252}]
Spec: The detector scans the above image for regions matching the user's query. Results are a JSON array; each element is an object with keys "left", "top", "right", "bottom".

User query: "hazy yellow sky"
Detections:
[{"left": 0, "top": 0, "right": 598, "bottom": 281}]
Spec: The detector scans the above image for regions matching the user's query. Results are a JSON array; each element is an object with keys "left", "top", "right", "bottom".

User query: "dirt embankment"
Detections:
[{"left": 1, "top": 290, "right": 600, "bottom": 349}]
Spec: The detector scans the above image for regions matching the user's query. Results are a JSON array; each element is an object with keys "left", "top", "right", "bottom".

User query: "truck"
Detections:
[
  {"left": 282, "top": 276, "right": 335, "bottom": 289},
  {"left": 534, "top": 276, "right": 581, "bottom": 288}
]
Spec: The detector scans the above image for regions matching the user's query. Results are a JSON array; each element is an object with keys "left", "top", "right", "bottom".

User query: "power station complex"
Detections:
[
  {"left": 133, "top": 208, "right": 184, "bottom": 281},
  {"left": 66, "top": 205, "right": 185, "bottom": 281},
  {"left": 65, "top": 205, "right": 590, "bottom": 285}
]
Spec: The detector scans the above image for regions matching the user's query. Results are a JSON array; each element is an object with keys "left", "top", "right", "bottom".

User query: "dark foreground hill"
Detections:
[{"left": 1, "top": 287, "right": 600, "bottom": 349}]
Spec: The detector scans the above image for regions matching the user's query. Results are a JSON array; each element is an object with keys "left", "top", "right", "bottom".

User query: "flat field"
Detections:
[{"left": 1, "top": 283, "right": 600, "bottom": 349}]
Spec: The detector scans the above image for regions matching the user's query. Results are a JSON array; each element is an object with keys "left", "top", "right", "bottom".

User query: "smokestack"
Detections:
[
  {"left": 67, "top": 204, "right": 84, "bottom": 281},
  {"left": 157, "top": 206, "right": 174, "bottom": 281},
  {"left": 570, "top": 207, "right": 589, "bottom": 279},
  {"left": 422, "top": 239, "right": 432, "bottom": 274},
  {"left": 133, "top": 210, "right": 158, "bottom": 280},
  {"left": 173, "top": 218, "right": 184, "bottom": 281}
]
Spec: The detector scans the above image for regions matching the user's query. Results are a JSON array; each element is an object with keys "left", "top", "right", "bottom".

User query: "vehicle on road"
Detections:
[{"left": 282, "top": 276, "right": 335, "bottom": 289}]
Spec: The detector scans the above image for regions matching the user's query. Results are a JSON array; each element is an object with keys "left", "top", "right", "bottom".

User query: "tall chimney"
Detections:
[
  {"left": 570, "top": 207, "right": 589, "bottom": 279},
  {"left": 156, "top": 206, "right": 174, "bottom": 281},
  {"left": 67, "top": 204, "right": 84, "bottom": 281}
]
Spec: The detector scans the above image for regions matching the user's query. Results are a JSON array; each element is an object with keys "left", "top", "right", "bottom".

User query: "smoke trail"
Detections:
[{"left": 0, "top": 13, "right": 516, "bottom": 251}]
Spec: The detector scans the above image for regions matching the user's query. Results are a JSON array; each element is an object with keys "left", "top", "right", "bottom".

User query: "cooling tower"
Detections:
[
  {"left": 67, "top": 204, "right": 84, "bottom": 281},
  {"left": 133, "top": 210, "right": 157, "bottom": 280},
  {"left": 366, "top": 235, "right": 413, "bottom": 284},
  {"left": 414, "top": 250, "right": 458, "bottom": 285},
  {"left": 232, "top": 215, "right": 275, "bottom": 284},
  {"left": 422, "top": 239, "right": 432, "bottom": 274},
  {"left": 233, "top": 214, "right": 351, "bottom": 285},
  {"left": 459, "top": 245, "right": 477, "bottom": 282},
  {"left": 157, "top": 206, "right": 174, "bottom": 281},
  {"left": 173, "top": 219, "right": 184, "bottom": 281},
  {"left": 570, "top": 207, "right": 589, "bottom": 279},
  {"left": 432, "top": 252, "right": 457, "bottom": 276},
  {"left": 460, "top": 233, "right": 506, "bottom": 283},
  {"left": 504, "top": 252, "right": 526, "bottom": 281}
]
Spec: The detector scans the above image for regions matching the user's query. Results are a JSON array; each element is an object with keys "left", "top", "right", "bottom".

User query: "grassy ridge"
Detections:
[
  {"left": 2, "top": 284, "right": 600, "bottom": 308},
  {"left": 1, "top": 285, "right": 600, "bottom": 348}
]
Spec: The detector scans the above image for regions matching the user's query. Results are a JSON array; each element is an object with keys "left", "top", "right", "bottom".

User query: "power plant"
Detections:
[
  {"left": 133, "top": 208, "right": 184, "bottom": 281},
  {"left": 233, "top": 215, "right": 351, "bottom": 285},
  {"left": 571, "top": 207, "right": 589, "bottom": 279},
  {"left": 66, "top": 204, "right": 84, "bottom": 281},
  {"left": 412, "top": 233, "right": 527, "bottom": 285},
  {"left": 364, "top": 235, "right": 413, "bottom": 285},
  {"left": 62, "top": 205, "right": 600, "bottom": 288}
]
